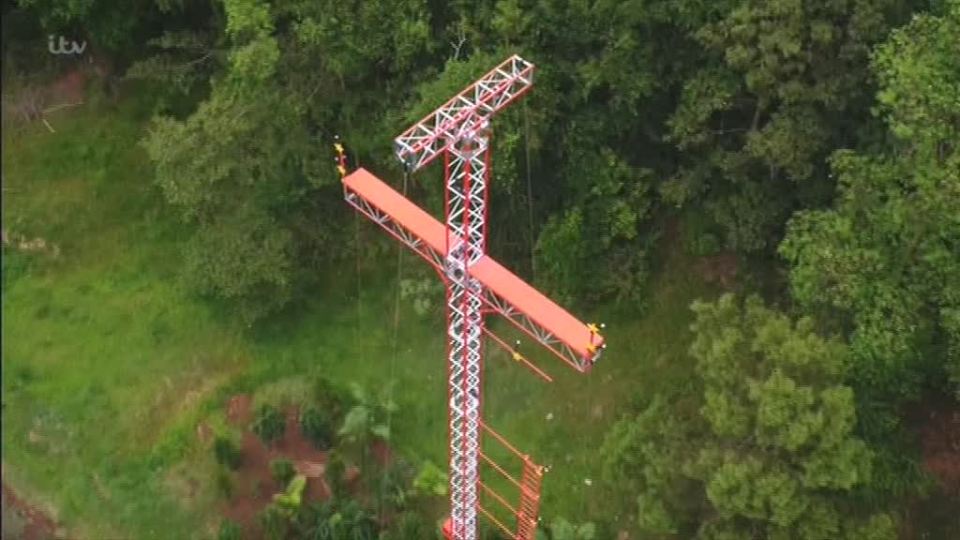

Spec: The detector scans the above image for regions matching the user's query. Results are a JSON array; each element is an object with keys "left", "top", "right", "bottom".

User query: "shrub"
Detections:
[
  {"left": 681, "top": 209, "right": 722, "bottom": 257},
  {"left": 213, "top": 434, "right": 242, "bottom": 470},
  {"left": 270, "top": 458, "right": 296, "bottom": 486},
  {"left": 258, "top": 503, "right": 289, "bottom": 540},
  {"left": 312, "top": 375, "right": 348, "bottom": 423},
  {"left": 382, "top": 512, "right": 428, "bottom": 540},
  {"left": 252, "top": 404, "right": 285, "bottom": 445},
  {"left": 412, "top": 460, "right": 448, "bottom": 497},
  {"left": 217, "top": 520, "right": 242, "bottom": 540},
  {"left": 325, "top": 450, "right": 347, "bottom": 497},
  {"left": 299, "top": 405, "right": 335, "bottom": 450}
]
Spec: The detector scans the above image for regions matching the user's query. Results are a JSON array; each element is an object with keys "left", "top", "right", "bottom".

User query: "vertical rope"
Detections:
[
  {"left": 353, "top": 145, "right": 363, "bottom": 355},
  {"left": 524, "top": 100, "right": 536, "bottom": 281},
  {"left": 380, "top": 166, "right": 409, "bottom": 524}
]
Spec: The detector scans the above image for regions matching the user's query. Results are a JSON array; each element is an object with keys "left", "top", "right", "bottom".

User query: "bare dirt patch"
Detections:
[
  {"left": 916, "top": 404, "right": 960, "bottom": 495},
  {"left": 47, "top": 70, "right": 86, "bottom": 106},
  {"left": 1, "top": 482, "right": 63, "bottom": 540},
  {"left": 226, "top": 394, "right": 254, "bottom": 427},
  {"left": 695, "top": 252, "right": 738, "bottom": 289},
  {"left": 220, "top": 398, "right": 334, "bottom": 538}
]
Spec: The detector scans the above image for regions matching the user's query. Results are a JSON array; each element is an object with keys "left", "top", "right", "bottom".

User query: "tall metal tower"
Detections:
[{"left": 341, "top": 55, "right": 605, "bottom": 540}]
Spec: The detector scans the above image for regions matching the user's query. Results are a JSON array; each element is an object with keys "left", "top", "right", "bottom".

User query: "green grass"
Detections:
[{"left": 2, "top": 93, "right": 719, "bottom": 539}]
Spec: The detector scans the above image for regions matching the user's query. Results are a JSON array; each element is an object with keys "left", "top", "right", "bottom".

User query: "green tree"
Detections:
[
  {"left": 780, "top": 1, "right": 960, "bottom": 401},
  {"left": 664, "top": 0, "right": 915, "bottom": 252},
  {"left": 16, "top": 0, "right": 170, "bottom": 51},
  {"left": 601, "top": 294, "right": 893, "bottom": 539}
]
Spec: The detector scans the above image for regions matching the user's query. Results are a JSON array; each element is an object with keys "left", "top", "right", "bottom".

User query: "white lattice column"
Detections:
[{"left": 444, "top": 123, "right": 490, "bottom": 540}]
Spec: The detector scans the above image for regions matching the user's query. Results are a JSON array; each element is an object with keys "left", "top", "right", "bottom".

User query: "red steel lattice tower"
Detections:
[{"left": 342, "top": 55, "right": 605, "bottom": 540}]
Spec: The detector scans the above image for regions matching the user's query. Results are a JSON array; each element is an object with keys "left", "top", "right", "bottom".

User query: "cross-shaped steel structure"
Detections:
[{"left": 340, "top": 55, "right": 605, "bottom": 540}]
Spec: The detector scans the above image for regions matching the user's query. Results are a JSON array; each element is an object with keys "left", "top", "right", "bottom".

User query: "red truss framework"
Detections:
[{"left": 342, "top": 54, "right": 605, "bottom": 540}]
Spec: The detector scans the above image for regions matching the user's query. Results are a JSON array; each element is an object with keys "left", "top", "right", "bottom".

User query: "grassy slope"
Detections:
[{"left": 2, "top": 96, "right": 718, "bottom": 538}]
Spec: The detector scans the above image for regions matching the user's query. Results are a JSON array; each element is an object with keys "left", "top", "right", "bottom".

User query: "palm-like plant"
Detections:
[{"left": 337, "top": 383, "right": 397, "bottom": 475}]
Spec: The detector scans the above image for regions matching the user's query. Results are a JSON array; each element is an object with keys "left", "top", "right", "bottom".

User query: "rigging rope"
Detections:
[
  {"left": 380, "top": 164, "right": 409, "bottom": 523},
  {"left": 352, "top": 142, "right": 363, "bottom": 360},
  {"left": 524, "top": 100, "right": 536, "bottom": 281}
]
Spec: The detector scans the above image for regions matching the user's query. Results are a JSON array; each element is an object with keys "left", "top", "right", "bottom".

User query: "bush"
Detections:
[
  {"left": 252, "top": 404, "right": 285, "bottom": 445},
  {"left": 325, "top": 450, "right": 347, "bottom": 497},
  {"left": 312, "top": 376, "right": 348, "bottom": 423},
  {"left": 682, "top": 210, "right": 722, "bottom": 257},
  {"left": 412, "top": 460, "right": 448, "bottom": 497},
  {"left": 300, "top": 405, "right": 335, "bottom": 450},
  {"left": 217, "top": 520, "right": 242, "bottom": 540},
  {"left": 213, "top": 434, "right": 242, "bottom": 470},
  {"left": 270, "top": 458, "right": 296, "bottom": 486},
  {"left": 382, "top": 512, "right": 428, "bottom": 540},
  {"left": 258, "top": 503, "right": 289, "bottom": 540}
]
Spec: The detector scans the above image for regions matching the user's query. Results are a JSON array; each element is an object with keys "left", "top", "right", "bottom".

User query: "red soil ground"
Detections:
[
  {"left": 695, "top": 252, "right": 739, "bottom": 289},
  {"left": 915, "top": 403, "right": 960, "bottom": 495},
  {"left": 220, "top": 395, "right": 333, "bottom": 539},
  {"left": 1, "top": 482, "right": 62, "bottom": 540}
]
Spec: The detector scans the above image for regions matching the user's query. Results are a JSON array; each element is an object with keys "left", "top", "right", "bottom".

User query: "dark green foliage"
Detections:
[
  {"left": 252, "top": 404, "right": 285, "bottom": 446},
  {"left": 544, "top": 517, "right": 596, "bottom": 540},
  {"left": 213, "top": 434, "right": 242, "bottom": 470},
  {"left": 681, "top": 211, "right": 723, "bottom": 258},
  {"left": 217, "top": 520, "right": 242, "bottom": 540},
  {"left": 601, "top": 294, "right": 894, "bottom": 539},
  {"left": 311, "top": 375, "right": 350, "bottom": 427},
  {"left": 781, "top": 0, "right": 960, "bottom": 402},
  {"left": 380, "top": 511, "right": 429, "bottom": 540},
  {"left": 258, "top": 503, "right": 289, "bottom": 540},
  {"left": 299, "top": 405, "right": 335, "bottom": 450},
  {"left": 269, "top": 458, "right": 295, "bottom": 487},
  {"left": 292, "top": 497, "right": 378, "bottom": 540},
  {"left": 324, "top": 450, "right": 347, "bottom": 499}
]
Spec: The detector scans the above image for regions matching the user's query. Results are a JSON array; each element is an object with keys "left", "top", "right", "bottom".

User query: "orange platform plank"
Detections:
[
  {"left": 469, "top": 256, "right": 602, "bottom": 359},
  {"left": 343, "top": 167, "right": 602, "bottom": 362},
  {"left": 343, "top": 168, "right": 446, "bottom": 254}
]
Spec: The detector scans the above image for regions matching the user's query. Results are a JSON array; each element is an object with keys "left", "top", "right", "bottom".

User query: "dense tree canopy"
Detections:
[
  {"left": 601, "top": 294, "right": 894, "bottom": 539},
  {"left": 781, "top": 1, "right": 960, "bottom": 400}
]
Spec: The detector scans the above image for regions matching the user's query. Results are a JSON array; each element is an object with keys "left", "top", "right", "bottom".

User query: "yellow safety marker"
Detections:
[{"left": 334, "top": 139, "right": 348, "bottom": 178}]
